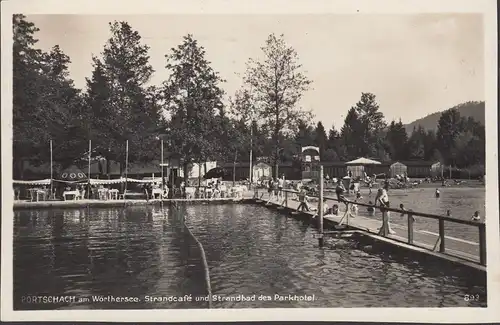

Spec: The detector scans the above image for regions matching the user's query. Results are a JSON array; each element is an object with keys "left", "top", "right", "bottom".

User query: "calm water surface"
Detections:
[{"left": 14, "top": 191, "right": 486, "bottom": 310}]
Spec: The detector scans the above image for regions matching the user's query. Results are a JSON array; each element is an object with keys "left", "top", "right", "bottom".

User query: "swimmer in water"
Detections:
[
  {"left": 471, "top": 211, "right": 481, "bottom": 221},
  {"left": 446, "top": 210, "right": 451, "bottom": 217},
  {"left": 435, "top": 188, "right": 440, "bottom": 198}
]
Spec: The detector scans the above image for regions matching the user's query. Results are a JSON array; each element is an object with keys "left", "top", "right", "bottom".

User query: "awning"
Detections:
[
  {"left": 13, "top": 179, "right": 52, "bottom": 185},
  {"left": 89, "top": 178, "right": 125, "bottom": 185}
]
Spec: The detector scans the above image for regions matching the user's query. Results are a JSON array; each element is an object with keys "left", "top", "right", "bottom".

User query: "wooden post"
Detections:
[
  {"left": 161, "top": 139, "right": 164, "bottom": 198},
  {"left": 438, "top": 218, "right": 445, "bottom": 253},
  {"left": 318, "top": 165, "right": 324, "bottom": 247},
  {"left": 124, "top": 140, "right": 129, "bottom": 199},
  {"left": 249, "top": 124, "right": 253, "bottom": 190},
  {"left": 407, "top": 209, "right": 414, "bottom": 244},
  {"left": 478, "top": 223, "right": 486, "bottom": 266},
  {"left": 284, "top": 190, "right": 288, "bottom": 208},
  {"left": 50, "top": 140, "right": 53, "bottom": 198}
]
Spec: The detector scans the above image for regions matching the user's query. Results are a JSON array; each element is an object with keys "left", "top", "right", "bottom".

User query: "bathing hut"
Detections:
[
  {"left": 253, "top": 162, "right": 272, "bottom": 181},
  {"left": 389, "top": 162, "right": 407, "bottom": 178},
  {"left": 431, "top": 162, "right": 443, "bottom": 178}
]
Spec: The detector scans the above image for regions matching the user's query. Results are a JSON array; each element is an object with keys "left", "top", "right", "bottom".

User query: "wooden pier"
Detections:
[{"left": 253, "top": 188, "right": 486, "bottom": 273}]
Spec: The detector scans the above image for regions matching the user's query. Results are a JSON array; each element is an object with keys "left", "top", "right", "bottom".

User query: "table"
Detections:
[
  {"left": 28, "top": 188, "right": 48, "bottom": 202},
  {"left": 63, "top": 190, "right": 80, "bottom": 201}
]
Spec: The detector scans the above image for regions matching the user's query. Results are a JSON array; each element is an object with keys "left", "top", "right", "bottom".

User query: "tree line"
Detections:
[{"left": 13, "top": 15, "right": 485, "bottom": 181}]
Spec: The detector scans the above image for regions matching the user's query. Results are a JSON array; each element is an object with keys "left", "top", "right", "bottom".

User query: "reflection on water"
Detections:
[
  {"left": 14, "top": 206, "right": 207, "bottom": 310},
  {"left": 14, "top": 202, "right": 486, "bottom": 310}
]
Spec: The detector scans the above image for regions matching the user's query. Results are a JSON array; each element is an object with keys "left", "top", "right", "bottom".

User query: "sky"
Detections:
[{"left": 26, "top": 14, "right": 484, "bottom": 130}]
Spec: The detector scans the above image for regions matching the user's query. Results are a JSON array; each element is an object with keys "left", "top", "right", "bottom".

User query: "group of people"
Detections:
[{"left": 266, "top": 176, "right": 286, "bottom": 203}]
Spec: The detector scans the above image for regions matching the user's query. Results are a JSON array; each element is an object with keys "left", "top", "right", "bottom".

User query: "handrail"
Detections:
[{"left": 281, "top": 189, "right": 480, "bottom": 226}]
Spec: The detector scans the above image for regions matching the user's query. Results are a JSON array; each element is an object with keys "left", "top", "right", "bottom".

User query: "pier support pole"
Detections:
[
  {"left": 479, "top": 223, "right": 486, "bottom": 266},
  {"left": 407, "top": 209, "right": 414, "bottom": 245},
  {"left": 438, "top": 218, "right": 445, "bottom": 253},
  {"left": 318, "top": 165, "right": 324, "bottom": 247}
]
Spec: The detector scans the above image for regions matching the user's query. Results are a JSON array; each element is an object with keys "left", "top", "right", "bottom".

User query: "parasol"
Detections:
[{"left": 58, "top": 165, "right": 87, "bottom": 182}]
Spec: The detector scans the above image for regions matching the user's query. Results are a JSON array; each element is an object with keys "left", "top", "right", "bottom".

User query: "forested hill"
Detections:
[{"left": 404, "top": 101, "right": 485, "bottom": 133}]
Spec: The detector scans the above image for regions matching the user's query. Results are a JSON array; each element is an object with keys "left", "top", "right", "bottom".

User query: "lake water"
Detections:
[{"left": 13, "top": 190, "right": 486, "bottom": 310}]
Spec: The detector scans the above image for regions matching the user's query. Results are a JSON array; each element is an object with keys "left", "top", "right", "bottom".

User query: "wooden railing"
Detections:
[{"left": 254, "top": 187, "right": 486, "bottom": 266}]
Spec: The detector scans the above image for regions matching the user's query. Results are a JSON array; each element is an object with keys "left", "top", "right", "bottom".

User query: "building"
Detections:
[{"left": 389, "top": 162, "right": 408, "bottom": 178}]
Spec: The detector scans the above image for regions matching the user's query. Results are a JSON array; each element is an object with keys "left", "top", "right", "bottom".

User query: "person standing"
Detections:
[
  {"left": 374, "top": 181, "right": 395, "bottom": 235},
  {"left": 297, "top": 186, "right": 310, "bottom": 212},
  {"left": 277, "top": 175, "right": 285, "bottom": 201}
]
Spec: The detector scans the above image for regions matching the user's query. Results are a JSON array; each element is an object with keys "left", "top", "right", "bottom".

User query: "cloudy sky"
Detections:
[{"left": 26, "top": 14, "right": 484, "bottom": 129}]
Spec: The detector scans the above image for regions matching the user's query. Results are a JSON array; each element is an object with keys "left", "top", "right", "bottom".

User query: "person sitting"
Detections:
[
  {"left": 471, "top": 211, "right": 481, "bottom": 221},
  {"left": 367, "top": 201, "right": 375, "bottom": 216},
  {"left": 332, "top": 204, "right": 339, "bottom": 216},
  {"left": 312, "top": 198, "right": 330, "bottom": 219}
]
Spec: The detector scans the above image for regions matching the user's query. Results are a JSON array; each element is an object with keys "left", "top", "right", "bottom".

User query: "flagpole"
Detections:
[
  {"left": 88, "top": 140, "right": 91, "bottom": 199},
  {"left": 50, "top": 140, "right": 53, "bottom": 198},
  {"left": 124, "top": 140, "right": 129, "bottom": 198},
  {"left": 161, "top": 138, "right": 164, "bottom": 196}
]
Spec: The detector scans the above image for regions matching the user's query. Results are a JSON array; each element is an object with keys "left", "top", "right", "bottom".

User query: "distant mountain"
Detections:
[{"left": 404, "top": 101, "right": 485, "bottom": 134}]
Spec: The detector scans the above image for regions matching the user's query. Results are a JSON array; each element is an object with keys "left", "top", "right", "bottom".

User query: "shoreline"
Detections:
[{"left": 13, "top": 197, "right": 255, "bottom": 210}]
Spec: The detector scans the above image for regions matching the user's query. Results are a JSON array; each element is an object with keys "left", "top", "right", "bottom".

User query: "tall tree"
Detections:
[
  {"left": 13, "top": 14, "right": 46, "bottom": 177},
  {"left": 162, "top": 34, "right": 226, "bottom": 183},
  {"left": 352, "top": 92, "right": 387, "bottom": 158},
  {"left": 13, "top": 15, "right": 84, "bottom": 176},
  {"left": 385, "top": 119, "right": 408, "bottom": 161},
  {"left": 89, "top": 21, "right": 158, "bottom": 174},
  {"left": 314, "top": 121, "right": 328, "bottom": 159},
  {"left": 340, "top": 108, "right": 364, "bottom": 159},
  {"left": 325, "top": 125, "right": 343, "bottom": 161},
  {"left": 436, "top": 108, "right": 464, "bottom": 166},
  {"left": 407, "top": 126, "right": 426, "bottom": 160},
  {"left": 243, "top": 33, "right": 312, "bottom": 178}
]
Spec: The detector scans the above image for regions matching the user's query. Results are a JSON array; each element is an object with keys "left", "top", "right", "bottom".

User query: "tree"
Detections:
[
  {"left": 243, "top": 33, "right": 312, "bottom": 178},
  {"left": 314, "top": 121, "right": 328, "bottom": 159},
  {"left": 13, "top": 15, "right": 84, "bottom": 177},
  {"left": 436, "top": 108, "right": 465, "bottom": 166},
  {"left": 294, "top": 120, "right": 316, "bottom": 149},
  {"left": 340, "top": 108, "right": 364, "bottom": 159},
  {"left": 407, "top": 126, "right": 425, "bottom": 160},
  {"left": 352, "top": 92, "right": 387, "bottom": 158},
  {"left": 88, "top": 21, "right": 159, "bottom": 175},
  {"left": 162, "top": 34, "right": 226, "bottom": 184},
  {"left": 13, "top": 14, "right": 47, "bottom": 177},
  {"left": 385, "top": 119, "right": 408, "bottom": 161}
]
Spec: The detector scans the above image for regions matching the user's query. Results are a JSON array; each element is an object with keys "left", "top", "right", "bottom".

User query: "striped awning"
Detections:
[{"left": 13, "top": 179, "right": 52, "bottom": 185}]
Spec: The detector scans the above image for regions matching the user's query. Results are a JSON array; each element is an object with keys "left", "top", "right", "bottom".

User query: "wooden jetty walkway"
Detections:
[{"left": 253, "top": 188, "right": 486, "bottom": 272}]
